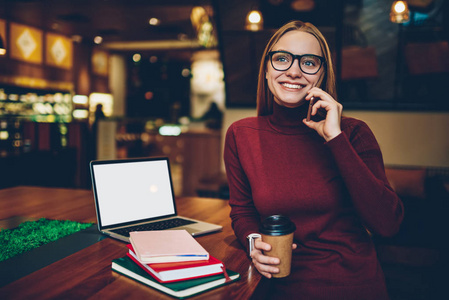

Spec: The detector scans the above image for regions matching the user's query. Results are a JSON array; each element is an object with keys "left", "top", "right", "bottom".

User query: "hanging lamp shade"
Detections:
[
  {"left": 245, "top": 10, "right": 263, "bottom": 31},
  {"left": 390, "top": 0, "right": 410, "bottom": 23}
]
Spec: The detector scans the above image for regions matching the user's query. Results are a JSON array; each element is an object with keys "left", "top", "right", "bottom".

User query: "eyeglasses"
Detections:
[{"left": 267, "top": 51, "right": 325, "bottom": 75}]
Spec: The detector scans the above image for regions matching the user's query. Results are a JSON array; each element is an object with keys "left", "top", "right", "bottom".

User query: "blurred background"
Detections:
[{"left": 0, "top": 0, "right": 447, "bottom": 191}]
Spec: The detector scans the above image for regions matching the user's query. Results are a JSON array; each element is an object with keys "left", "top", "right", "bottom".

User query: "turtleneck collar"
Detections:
[{"left": 267, "top": 101, "right": 315, "bottom": 135}]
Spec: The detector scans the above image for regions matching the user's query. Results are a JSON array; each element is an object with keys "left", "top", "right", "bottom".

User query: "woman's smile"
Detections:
[{"left": 281, "top": 82, "right": 304, "bottom": 89}]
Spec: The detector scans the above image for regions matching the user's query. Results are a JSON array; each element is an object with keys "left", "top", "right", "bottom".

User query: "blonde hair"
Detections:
[{"left": 256, "top": 20, "right": 337, "bottom": 116}]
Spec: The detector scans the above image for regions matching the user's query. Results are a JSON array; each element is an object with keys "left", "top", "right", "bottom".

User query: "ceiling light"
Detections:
[
  {"left": 94, "top": 36, "right": 103, "bottom": 44},
  {"left": 248, "top": 11, "right": 261, "bottom": 24},
  {"left": 390, "top": 1, "right": 410, "bottom": 23},
  {"left": 181, "top": 68, "right": 190, "bottom": 77},
  {"left": 133, "top": 53, "right": 141, "bottom": 62},
  {"left": 245, "top": 10, "right": 263, "bottom": 31},
  {"left": 149, "top": 18, "right": 160, "bottom": 26}
]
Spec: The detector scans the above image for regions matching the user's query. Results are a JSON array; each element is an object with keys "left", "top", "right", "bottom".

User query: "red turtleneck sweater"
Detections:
[{"left": 224, "top": 103, "right": 404, "bottom": 300}]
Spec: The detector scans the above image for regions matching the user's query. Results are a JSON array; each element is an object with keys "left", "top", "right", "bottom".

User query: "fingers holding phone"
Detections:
[{"left": 303, "top": 88, "right": 342, "bottom": 141}]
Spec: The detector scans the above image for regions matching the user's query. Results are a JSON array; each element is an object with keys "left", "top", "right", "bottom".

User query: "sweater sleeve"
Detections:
[
  {"left": 326, "top": 121, "right": 404, "bottom": 237},
  {"left": 223, "top": 124, "right": 261, "bottom": 251}
]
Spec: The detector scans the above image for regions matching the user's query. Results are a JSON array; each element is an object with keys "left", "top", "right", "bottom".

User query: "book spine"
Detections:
[
  {"left": 127, "top": 253, "right": 164, "bottom": 282},
  {"left": 111, "top": 262, "right": 181, "bottom": 298},
  {"left": 139, "top": 255, "right": 209, "bottom": 263},
  {"left": 127, "top": 253, "right": 225, "bottom": 283}
]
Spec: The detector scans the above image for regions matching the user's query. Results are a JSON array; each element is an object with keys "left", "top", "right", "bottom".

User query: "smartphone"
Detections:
[{"left": 306, "top": 97, "right": 315, "bottom": 122}]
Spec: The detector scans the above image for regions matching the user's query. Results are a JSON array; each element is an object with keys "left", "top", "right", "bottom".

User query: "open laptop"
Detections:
[{"left": 90, "top": 157, "right": 222, "bottom": 242}]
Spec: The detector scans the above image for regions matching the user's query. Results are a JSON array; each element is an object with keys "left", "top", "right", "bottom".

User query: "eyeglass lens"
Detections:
[{"left": 271, "top": 52, "right": 322, "bottom": 74}]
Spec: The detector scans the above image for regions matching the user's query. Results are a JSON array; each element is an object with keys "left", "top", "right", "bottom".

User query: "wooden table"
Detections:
[{"left": 0, "top": 186, "right": 262, "bottom": 299}]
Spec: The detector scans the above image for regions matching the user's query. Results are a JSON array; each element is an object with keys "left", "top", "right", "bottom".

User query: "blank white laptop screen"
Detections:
[{"left": 92, "top": 160, "right": 175, "bottom": 227}]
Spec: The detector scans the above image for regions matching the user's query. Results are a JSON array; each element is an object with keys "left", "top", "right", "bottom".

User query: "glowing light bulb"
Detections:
[
  {"left": 394, "top": 1, "right": 406, "bottom": 13},
  {"left": 390, "top": 0, "right": 409, "bottom": 23},
  {"left": 149, "top": 18, "right": 160, "bottom": 26},
  {"left": 133, "top": 53, "right": 141, "bottom": 62},
  {"left": 94, "top": 36, "right": 103, "bottom": 44},
  {"left": 248, "top": 11, "right": 261, "bottom": 24}
]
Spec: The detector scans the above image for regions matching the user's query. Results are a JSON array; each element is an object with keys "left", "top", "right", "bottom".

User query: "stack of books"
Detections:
[{"left": 111, "top": 230, "right": 240, "bottom": 299}]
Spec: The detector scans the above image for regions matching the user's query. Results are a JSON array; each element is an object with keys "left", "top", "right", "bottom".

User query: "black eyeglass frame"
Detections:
[{"left": 267, "top": 51, "right": 325, "bottom": 75}]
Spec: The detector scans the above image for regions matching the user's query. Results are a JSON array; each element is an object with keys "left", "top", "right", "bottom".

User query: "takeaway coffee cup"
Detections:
[{"left": 259, "top": 215, "right": 296, "bottom": 278}]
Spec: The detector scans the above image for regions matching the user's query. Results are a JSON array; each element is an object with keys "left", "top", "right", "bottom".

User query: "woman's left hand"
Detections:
[{"left": 303, "top": 87, "right": 342, "bottom": 142}]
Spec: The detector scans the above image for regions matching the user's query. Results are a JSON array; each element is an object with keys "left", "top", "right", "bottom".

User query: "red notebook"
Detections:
[{"left": 126, "top": 244, "right": 224, "bottom": 283}]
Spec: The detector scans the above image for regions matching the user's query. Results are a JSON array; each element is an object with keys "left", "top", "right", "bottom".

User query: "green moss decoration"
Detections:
[{"left": 0, "top": 218, "right": 93, "bottom": 262}]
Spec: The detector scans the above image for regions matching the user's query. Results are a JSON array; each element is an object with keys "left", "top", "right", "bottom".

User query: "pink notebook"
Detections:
[
  {"left": 126, "top": 244, "right": 223, "bottom": 283},
  {"left": 129, "top": 230, "right": 209, "bottom": 263}
]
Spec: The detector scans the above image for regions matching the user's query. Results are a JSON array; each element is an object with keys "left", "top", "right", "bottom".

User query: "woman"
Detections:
[{"left": 223, "top": 20, "right": 404, "bottom": 299}]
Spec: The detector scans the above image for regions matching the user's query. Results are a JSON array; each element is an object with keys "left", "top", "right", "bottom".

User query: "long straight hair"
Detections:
[{"left": 256, "top": 20, "right": 337, "bottom": 116}]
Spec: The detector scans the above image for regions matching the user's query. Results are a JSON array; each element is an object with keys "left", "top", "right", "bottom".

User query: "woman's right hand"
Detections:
[{"left": 250, "top": 238, "right": 297, "bottom": 278}]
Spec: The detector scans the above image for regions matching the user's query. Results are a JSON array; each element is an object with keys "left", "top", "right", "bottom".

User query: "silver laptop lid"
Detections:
[{"left": 90, "top": 157, "right": 178, "bottom": 230}]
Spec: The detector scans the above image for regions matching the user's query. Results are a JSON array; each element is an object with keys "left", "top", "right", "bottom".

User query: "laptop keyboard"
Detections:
[{"left": 110, "top": 218, "right": 196, "bottom": 237}]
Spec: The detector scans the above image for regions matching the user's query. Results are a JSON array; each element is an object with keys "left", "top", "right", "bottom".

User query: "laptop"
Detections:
[{"left": 90, "top": 157, "right": 223, "bottom": 242}]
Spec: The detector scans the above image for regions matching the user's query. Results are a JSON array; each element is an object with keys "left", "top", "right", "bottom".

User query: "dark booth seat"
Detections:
[{"left": 375, "top": 166, "right": 449, "bottom": 300}]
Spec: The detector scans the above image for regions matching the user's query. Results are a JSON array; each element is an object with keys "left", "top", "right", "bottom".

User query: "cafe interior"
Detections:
[{"left": 0, "top": 0, "right": 448, "bottom": 298}]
